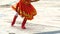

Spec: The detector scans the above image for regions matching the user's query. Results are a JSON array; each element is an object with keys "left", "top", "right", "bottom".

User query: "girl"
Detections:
[{"left": 11, "top": 0, "right": 38, "bottom": 29}]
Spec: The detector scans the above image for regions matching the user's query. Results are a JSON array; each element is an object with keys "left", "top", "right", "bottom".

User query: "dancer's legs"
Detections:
[
  {"left": 21, "top": 17, "right": 27, "bottom": 29},
  {"left": 11, "top": 13, "right": 18, "bottom": 26}
]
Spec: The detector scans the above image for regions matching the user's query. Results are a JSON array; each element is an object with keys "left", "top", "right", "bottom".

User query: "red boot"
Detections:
[
  {"left": 11, "top": 15, "right": 18, "bottom": 26},
  {"left": 21, "top": 18, "right": 27, "bottom": 29}
]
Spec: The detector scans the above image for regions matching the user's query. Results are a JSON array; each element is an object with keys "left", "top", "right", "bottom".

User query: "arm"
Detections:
[
  {"left": 16, "top": 3, "right": 19, "bottom": 12},
  {"left": 16, "top": 3, "right": 21, "bottom": 15},
  {"left": 31, "top": 0, "right": 39, "bottom": 2}
]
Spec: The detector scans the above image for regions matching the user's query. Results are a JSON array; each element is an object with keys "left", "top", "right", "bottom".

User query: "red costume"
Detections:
[{"left": 11, "top": 0, "right": 37, "bottom": 29}]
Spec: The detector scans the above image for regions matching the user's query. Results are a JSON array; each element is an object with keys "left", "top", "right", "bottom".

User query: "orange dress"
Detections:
[{"left": 12, "top": 0, "right": 37, "bottom": 20}]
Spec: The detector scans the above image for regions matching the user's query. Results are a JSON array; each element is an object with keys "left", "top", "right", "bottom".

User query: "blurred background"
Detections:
[{"left": 0, "top": 0, "right": 60, "bottom": 34}]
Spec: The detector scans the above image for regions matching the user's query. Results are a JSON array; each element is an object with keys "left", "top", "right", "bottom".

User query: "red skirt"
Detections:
[{"left": 11, "top": 1, "right": 37, "bottom": 20}]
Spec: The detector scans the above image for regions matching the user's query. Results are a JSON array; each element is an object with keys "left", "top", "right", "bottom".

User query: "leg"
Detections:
[
  {"left": 21, "top": 17, "right": 27, "bottom": 29},
  {"left": 11, "top": 13, "right": 18, "bottom": 26}
]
